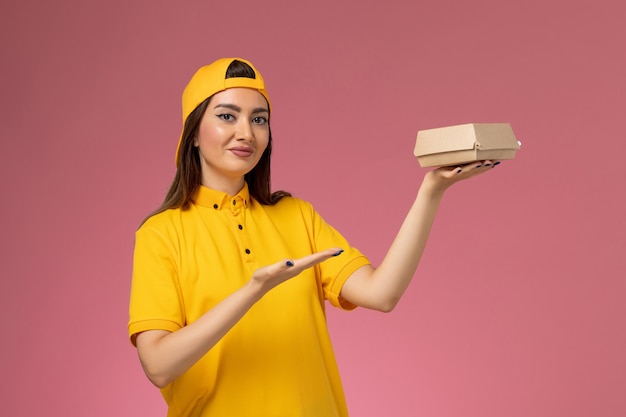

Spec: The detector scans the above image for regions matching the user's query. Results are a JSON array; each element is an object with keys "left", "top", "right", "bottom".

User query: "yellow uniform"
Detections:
[{"left": 129, "top": 183, "right": 370, "bottom": 417}]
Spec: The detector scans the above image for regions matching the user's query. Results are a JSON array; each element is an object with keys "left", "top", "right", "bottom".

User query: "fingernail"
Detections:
[
  {"left": 493, "top": 161, "right": 501, "bottom": 166},
  {"left": 286, "top": 261, "right": 294, "bottom": 267},
  {"left": 333, "top": 249, "right": 344, "bottom": 257},
  {"left": 456, "top": 168, "right": 462, "bottom": 174}
]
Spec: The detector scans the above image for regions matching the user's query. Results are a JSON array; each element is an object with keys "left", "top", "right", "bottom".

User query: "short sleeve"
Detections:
[
  {"left": 302, "top": 201, "right": 371, "bottom": 310},
  {"left": 128, "top": 221, "right": 185, "bottom": 345}
]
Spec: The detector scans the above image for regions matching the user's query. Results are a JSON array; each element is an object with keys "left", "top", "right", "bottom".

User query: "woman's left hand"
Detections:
[{"left": 424, "top": 160, "right": 501, "bottom": 194}]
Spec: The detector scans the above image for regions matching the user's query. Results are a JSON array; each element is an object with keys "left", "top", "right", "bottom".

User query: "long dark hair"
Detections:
[{"left": 143, "top": 60, "right": 290, "bottom": 224}]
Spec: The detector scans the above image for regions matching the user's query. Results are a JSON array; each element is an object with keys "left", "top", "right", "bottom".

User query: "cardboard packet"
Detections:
[{"left": 414, "top": 123, "right": 521, "bottom": 168}]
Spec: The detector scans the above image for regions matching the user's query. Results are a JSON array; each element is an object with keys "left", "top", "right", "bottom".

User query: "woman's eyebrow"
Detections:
[
  {"left": 214, "top": 103, "right": 268, "bottom": 114},
  {"left": 214, "top": 103, "right": 241, "bottom": 112}
]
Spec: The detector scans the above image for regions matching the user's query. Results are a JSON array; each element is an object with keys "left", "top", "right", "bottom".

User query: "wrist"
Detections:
[
  {"left": 420, "top": 172, "right": 448, "bottom": 198},
  {"left": 244, "top": 277, "right": 269, "bottom": 302}
]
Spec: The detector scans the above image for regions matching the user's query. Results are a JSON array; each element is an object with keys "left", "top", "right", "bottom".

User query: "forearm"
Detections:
[
  {"left": 371, "top": 179, "right": 445, "bottom": 307},
  {"left": 137, "top": 279, "right": 265, "bottom": 388},
  {"left": 341, "top": 182, "right": 443, "bottom": 312},
  {"left": 340, "top": 173, "right": 448, "bottom": 311},
  {"left": 342, "top": 162, "right": 496, "bottom": 311}
]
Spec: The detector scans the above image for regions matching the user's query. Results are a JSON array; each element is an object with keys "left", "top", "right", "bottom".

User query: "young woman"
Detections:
[{"left": 128, "top": 57, "right": 498, "bottom": 417}]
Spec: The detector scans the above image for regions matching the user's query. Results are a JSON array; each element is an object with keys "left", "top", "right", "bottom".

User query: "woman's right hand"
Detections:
[{"left": 250, "top": 247, "right": 344, "bottom": 295}]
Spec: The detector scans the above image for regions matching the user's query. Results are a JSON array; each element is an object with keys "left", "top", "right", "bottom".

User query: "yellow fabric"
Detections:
[
  {"left": 182, "top": 58, "right": 270, "bottom": 122},
  {"left": 129, "top": 183, "right": 370, "bottom": 417}
]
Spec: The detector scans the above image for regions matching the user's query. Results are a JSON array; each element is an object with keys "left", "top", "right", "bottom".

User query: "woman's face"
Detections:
[{"left": 194, "top": 88, "right": 270, "bottom": 192}]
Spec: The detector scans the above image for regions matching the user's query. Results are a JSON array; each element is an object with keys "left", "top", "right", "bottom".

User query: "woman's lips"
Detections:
[{"left": 229, "top": 147, "right": 254, "bottom": 157}]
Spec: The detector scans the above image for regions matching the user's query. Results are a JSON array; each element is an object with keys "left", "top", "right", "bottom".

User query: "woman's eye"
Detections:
[
  {"left": 252, "top": 116, "right": 267, "bottom": 125},
  {"left": 217, "top": 114, "right": 234, "bottom": 121}
]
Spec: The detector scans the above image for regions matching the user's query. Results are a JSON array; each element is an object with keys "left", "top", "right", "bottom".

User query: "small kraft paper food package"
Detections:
[{"left": 414, "top": 123, "right": 521, "bottom": 168}]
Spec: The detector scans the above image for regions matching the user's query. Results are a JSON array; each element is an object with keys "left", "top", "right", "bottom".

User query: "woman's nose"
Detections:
[{"left": 236, "top": 120, "right": 253, "bottom": 141}]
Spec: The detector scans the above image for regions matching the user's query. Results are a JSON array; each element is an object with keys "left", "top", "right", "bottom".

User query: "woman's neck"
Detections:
[{"left": 201, "top": 176, "right": 245, "bottom": 196}]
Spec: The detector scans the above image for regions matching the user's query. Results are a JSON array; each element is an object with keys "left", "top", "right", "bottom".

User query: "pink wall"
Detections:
[{"left": 2, "top": 0, "right": 625, "bottom": 416}]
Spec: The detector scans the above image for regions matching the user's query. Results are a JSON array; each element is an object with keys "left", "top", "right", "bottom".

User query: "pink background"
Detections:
[{"left": 2, "top": 0, "right": 625, "bottom": 416}]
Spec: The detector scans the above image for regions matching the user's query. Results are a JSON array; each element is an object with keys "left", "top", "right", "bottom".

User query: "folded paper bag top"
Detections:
[{"left": 414, "top": 123, "right": 521, "bottom": 168}]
